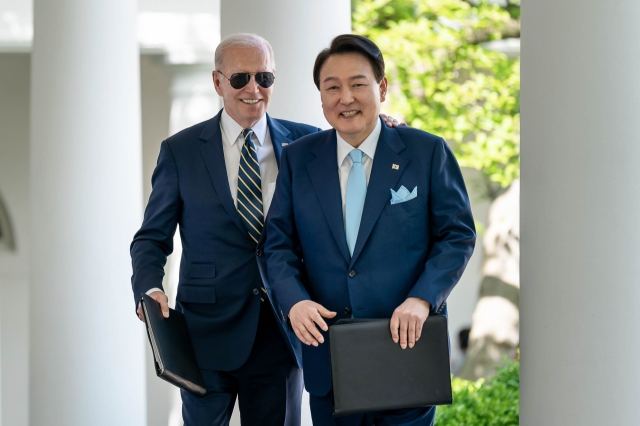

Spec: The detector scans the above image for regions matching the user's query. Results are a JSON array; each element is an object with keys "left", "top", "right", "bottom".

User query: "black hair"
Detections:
[{"left": 313, "top": 34, "right": 385, "bottom": 90}]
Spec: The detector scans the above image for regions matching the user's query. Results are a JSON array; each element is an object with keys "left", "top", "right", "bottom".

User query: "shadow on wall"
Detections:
[{"left": 0, "top": 192, "right": 15, "bottom": 251}]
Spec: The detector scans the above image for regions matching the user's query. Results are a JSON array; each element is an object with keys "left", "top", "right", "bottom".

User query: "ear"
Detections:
[
  {"left": 213, "top": 71, "right": 223, "bottom": 96},
  {"left": 379, "top": 77, "right": 388, "bottom": 102}
]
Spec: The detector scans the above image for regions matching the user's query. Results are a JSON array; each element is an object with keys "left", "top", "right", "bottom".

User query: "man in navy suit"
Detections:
[
  {"left": 130, "top": 33, "right": 321, "bottom": 426},
  {"left": 265, "top": 35, "right": 476, "bottom": 426},
  {"left": 131, "top": 33, "right": 401, "bottom": 426}
]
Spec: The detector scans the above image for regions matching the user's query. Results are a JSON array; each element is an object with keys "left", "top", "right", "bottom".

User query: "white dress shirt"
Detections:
[
  {"left": 220, "top": 109, "right": 279, "bottom": 214},
  {"left": 145, "top": 111, "right": 279, "bottom": 299},
  {"left": 336, "top": 119, "right": 382, "bottom": 226}
]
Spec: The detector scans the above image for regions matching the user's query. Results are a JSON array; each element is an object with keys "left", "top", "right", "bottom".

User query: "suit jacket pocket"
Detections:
[
  {"left": 385, "top": 196, "right": 421, "bottom": 215},
  {"left": 176, "top": 285, "right": 216, "bottom": 304},
  {"left": 188, "top": 262, "right": 216, "bottom": 279}
]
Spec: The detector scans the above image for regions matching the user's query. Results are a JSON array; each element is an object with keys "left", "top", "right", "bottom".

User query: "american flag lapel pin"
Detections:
[
  {"left": 281, "top": 142, "right": 289, "bottom": 147},
  {"left": 392, "top": 164, "right": 400, "bottom": 170}
]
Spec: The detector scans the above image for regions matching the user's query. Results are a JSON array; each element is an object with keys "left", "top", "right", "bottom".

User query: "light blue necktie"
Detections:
[{"left": 345, "top": 149, "right": 367, "bottom": 256}]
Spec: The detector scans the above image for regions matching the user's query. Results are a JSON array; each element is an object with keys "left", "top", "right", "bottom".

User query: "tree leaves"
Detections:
[{"left": 353, "top": 0, "right": 520, "bottom": 197}]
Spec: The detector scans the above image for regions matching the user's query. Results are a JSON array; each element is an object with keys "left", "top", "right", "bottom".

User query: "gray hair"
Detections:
[{"left": 215, "top": 33, "right": 276, "bottom": 71}]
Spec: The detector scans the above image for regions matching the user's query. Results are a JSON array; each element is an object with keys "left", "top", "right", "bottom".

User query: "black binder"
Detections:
[
  {"left": 141, "top": 294, "right": 207, "bottom": 397},
  {"left": 329, "top": 316, "right": 452, "bottom": 416}
]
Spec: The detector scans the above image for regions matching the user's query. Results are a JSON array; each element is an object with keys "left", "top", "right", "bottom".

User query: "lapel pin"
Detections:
[
  {"left": 281, "top": 142, "right": 289, "bottom": 147},
  {"left": 392, "top": 164, "right": 400, "bottom": 170}
]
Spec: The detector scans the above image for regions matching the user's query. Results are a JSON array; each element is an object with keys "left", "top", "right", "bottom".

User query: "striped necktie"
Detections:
[{"left": 237, "top": 128, "right": 264, "bottom": 245}]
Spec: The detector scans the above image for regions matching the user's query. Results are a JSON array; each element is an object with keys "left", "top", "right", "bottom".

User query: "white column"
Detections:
[
  {"left": 522, "top": 1, "right": 640, "bottom": 425},
  {"left": 29, "top": 1, "right": 146, "bottom": 425},
  {"left": 221, "top": 0, "right": 352, "bottom": 129}
]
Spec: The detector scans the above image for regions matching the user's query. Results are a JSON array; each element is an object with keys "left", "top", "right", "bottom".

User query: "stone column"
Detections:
[
  {"left": 522, "top": 1, "right": 640, "bottom": 424},
  {"left": 29, "top": 1, "right": 146, "bottom": 425},
  {"left": 221, "top": 0, "right": 352, "bottom": 129}
]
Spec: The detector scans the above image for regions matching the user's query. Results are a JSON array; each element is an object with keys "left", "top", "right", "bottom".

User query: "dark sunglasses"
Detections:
[{"left": 216, "top": 71, "right": 275, "bottom": 89}]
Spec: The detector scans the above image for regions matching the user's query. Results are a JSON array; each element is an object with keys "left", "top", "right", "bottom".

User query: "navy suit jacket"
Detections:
[
  {"left": 265, "top": 118, "right": 476, "bottom": 396},
  {"left": 131, "top": 109, "right": 320, "bottom": 371}
]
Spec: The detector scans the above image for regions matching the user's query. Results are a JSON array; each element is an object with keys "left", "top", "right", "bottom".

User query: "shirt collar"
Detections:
[
  {"left": 220, "top": 109, "right": 268, "bottom": 147},
  {"left": 336, "top": 118, "right": 382, "bottom": 165}
]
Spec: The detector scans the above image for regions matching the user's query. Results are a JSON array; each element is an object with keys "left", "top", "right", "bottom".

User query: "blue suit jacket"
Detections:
[
  {"left": 131, "top": 109, "right": 320, "bottom": 371},
  {"left": 265, "top": 119, "right": 476, "bottom": 396}
]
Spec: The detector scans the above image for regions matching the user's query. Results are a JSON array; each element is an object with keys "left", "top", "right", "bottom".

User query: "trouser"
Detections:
[
  {"left": 181, "top": 301, "right": 303, "bottom": 426},
  {"left": 309, "top": 392, "right": 435, "bottom": 426}
]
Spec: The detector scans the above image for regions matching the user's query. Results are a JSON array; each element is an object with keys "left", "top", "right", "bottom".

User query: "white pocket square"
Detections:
[{"left": 390, "top": 186, "right": 417, "bottom": 205}]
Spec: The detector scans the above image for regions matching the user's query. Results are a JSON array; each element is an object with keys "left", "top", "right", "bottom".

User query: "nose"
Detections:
[
  {"left": 244, "top": 75, "right": 260, "bottom": 93},
  {"left": 339, "top": 87, "right": 354, "bottom": 104}
]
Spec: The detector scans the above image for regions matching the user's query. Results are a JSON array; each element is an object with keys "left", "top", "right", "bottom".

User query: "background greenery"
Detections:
[
  {"left": 352, "top": 0, "right": 520, "bottom": 199},
  {"left": 436, "top": 359, "right": 520, "bottom": 425}
]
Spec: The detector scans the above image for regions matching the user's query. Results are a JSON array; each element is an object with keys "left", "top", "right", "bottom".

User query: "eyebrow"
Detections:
[{"left": 322, "top": 75, "right": 369, "bottom": 84}]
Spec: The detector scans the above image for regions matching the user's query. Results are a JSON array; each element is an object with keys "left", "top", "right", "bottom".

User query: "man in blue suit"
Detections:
[
  {"left": 130, "top": 33, "right": 320, "bottom": 426},
  {"left": 265, "top": 35, "right": 476, "bottom": 426},
  {"left": 131, "top": 33, "right": 401, "bottom": 426}
]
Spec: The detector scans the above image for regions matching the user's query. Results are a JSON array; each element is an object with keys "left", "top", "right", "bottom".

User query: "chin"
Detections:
[
  {"left": 336, "top": 122, "right": 365, "bottom": 135},
  {"left": 245, "top": 105, "right": 265, "bottom": 115}
]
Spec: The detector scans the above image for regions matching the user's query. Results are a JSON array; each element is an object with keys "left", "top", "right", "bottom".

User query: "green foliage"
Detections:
[
  {"left": 352, "top": 0, "right": 520, "bottom": 196},
  {"left": 436, "top": 359, "right": 520, "bottom": 425}
]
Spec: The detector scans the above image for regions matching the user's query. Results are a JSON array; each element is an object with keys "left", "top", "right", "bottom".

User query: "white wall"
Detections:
[
  {"left": 0, "top": 52, "right": 30, "bottom": 426},
  {"left": 140, "top": 55, "right": 173, "bottom": 208}
]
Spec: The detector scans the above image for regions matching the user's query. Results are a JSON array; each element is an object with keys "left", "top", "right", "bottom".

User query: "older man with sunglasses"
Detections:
[{"left": 130, "top": 33, "right": 400, "bottom": 426}]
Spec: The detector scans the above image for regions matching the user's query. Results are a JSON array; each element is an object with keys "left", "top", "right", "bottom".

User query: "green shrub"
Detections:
[{"left": 436, "top": 360, "right": 519, "bottom": 425}]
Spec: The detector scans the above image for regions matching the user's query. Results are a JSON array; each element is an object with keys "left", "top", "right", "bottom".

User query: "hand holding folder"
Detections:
[
  {"left": 141, "top": 294, "right": 206, "bottom": 397},
  {"left": 137, "top": 290, "right": 169, "bottom": 322},
  {"left": 389, "top": 297, "right": 432, "bottom": 349}
]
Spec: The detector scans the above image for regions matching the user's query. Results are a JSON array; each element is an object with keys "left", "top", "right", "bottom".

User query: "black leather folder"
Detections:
[
  {"left": 329, "top": 316, "right": 452, "bottom": 416},
  {"left": 141, "top": 294, "right": 206, "bottom": 397}
]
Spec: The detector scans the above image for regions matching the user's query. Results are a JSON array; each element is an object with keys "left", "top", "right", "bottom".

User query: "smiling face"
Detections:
[
  {"left": 213, "top": 44, "right": 274, "bottom": 129},
  {"left": 319, "top": 52, "right": 387, "bottom": 147}
]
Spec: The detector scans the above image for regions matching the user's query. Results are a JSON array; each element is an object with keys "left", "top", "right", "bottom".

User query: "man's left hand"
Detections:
[
  {"left": 380, "top": 113, "right": 407, "bottom": 127},
  {"left": 390, "top": 297, "right": 431, "bottom": 349}
]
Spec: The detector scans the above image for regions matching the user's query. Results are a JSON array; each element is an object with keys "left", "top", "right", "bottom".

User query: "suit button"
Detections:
[
  {"left": 253, "top": 288, "right": 259, "bottom": 296},
  {"left": 348, "top": 270, "right": 356, "bottom": 278},
  {"left": 344, "top": 307, "right": 351, "bottom": 315},
  {"left": 256, "top": 249, "right": 263, "bottom": 256}
]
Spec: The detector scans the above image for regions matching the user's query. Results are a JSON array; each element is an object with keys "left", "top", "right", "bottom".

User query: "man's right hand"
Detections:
[
  {"left": 137, "top": 290, "right": 169, "bottom": 322},
  {"left": 289, "top": 300, "right": 336, "bottom": 347}
]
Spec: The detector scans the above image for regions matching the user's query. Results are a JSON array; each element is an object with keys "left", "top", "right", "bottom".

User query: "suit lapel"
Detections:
[
  {"left": 306, "top": 130, "right": 351, "bottom": 263},
  {"left": 258, "top": 115, "right": 294, "bottom": 246},
  {"left": 350, "top": 124, "right": 408, "bottom": 267},
  {"left": 266, "top": 114, "right": 294, "bottom": 170},
  {"left": 199, "top": 110, "right": 248, "bottom": 238}
]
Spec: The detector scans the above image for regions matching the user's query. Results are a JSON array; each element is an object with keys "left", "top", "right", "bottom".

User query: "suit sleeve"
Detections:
[
  {"left": 265, "top": 146, "right": 311, "bottom": 317},
  {"left": 130, "top": 140, "right": 182, "bottom": 309},
  {"left": 407, "top": 138, "right": 476, "bottom": 313}
]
